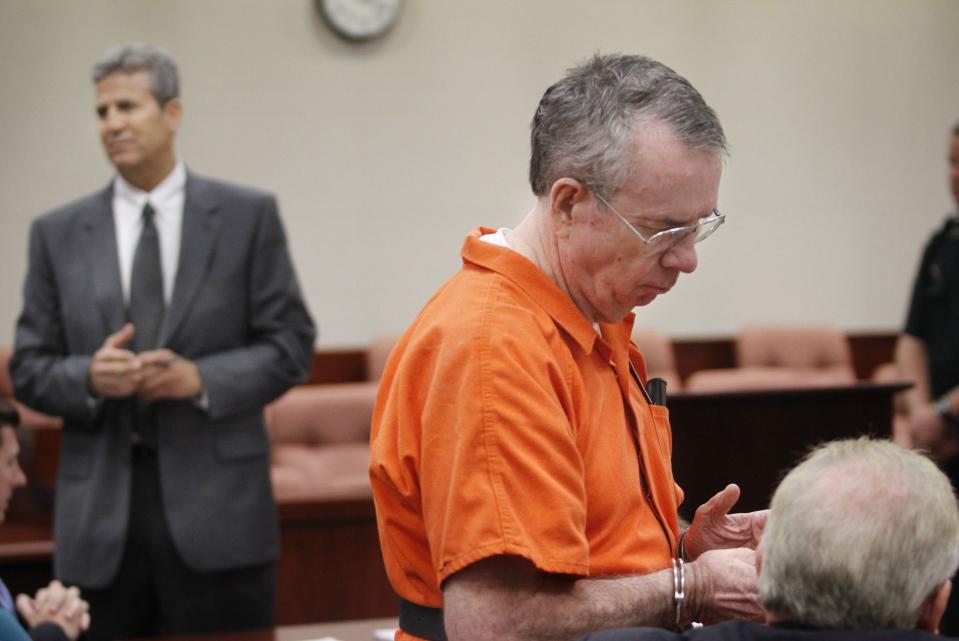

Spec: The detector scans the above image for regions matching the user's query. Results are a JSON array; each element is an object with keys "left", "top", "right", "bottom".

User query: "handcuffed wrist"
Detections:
[{"left": 672, "top": 557, "right": 685, "bottom": 630}]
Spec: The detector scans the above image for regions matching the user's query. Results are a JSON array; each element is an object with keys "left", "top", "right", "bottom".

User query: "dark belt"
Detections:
[
  {"left": 399, "top": 598, "right": 446, "bottom": 641},
  {"left": 131, "top": 441, "right": 158, "bottom": 460}
]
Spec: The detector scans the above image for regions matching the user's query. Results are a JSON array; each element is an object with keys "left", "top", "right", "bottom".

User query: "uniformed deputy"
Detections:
[{"left": 896, "top": 119, "right": 959, "bottom": 636}]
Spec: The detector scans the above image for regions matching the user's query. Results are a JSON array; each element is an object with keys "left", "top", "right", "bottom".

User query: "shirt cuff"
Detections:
[{"left": 193, "top": 390, "right": 210, "bottom": 412}]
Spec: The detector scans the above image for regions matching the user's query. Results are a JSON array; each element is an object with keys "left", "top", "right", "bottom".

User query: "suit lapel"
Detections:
[
  {"left": 159, "top": 173, "right": 222, "bottom": 346},
  {"left": 83, "top": 185, "right": 126, "bottom": 335}
]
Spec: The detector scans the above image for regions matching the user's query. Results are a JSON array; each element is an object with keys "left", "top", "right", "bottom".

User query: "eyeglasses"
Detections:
[{"left": 592, "top": 190, "right": 725, "bottom": 254}]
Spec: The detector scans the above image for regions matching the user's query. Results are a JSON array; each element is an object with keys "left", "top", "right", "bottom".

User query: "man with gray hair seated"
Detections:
[{"left": 579, "top": 438, "right": 959, "bottom": 640}]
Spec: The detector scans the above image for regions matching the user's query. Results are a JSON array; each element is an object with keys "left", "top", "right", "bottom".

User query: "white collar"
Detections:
[{"left": 114, "top": 162, "right": 187, "bottom": 207}]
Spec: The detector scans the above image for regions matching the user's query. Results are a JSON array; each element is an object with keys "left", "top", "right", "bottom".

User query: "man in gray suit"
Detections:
[{"left": 10, "top": 43, "right": 316, "bottom": 640}]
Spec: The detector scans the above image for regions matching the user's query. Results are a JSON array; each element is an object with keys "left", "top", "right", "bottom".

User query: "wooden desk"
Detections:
[
  {"left": 0, "top": 522, "right": 54, "bottom": 600},
  {"left": 0, "top": 498, "right": 398, "bottom": 627},
  {"left": 668, "top": 381, "right": 908, "bottom": 517},
  {"left": 274, "top": 617, "right": 396, "bottom": 641},
  {"left": 276, "top": 498, "right": 397, "bottom": 624},
  {"left": 124, "top": 617, "right": 399, "bottom": 641}
]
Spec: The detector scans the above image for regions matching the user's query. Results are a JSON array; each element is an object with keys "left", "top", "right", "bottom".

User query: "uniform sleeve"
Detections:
[{"left": 904, "top": 235, "right": 938, "bottom": 341}]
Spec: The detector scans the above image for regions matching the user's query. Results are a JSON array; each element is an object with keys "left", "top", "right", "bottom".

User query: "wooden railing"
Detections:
[{"left": 308, "top": 331, "right": 898, "bottom": 385}]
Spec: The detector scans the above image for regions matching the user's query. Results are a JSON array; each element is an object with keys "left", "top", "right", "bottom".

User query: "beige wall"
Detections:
[{"left": 1, "top": 0, "right": 957, "bottom": 348}]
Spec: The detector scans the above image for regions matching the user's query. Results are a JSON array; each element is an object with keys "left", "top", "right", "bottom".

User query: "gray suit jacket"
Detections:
[
  {"left": 10, "top": 172, "right": 316, "bottom": 587},
  {"left": 577, "top": 621, "right": 947, "bottom": 641}
]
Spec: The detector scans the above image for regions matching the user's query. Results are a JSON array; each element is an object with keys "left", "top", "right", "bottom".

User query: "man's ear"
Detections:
[
  {"left": 162, "top": 97, "right": 183, "bottom": 133},
  {"left": 917, "top": 579, "right": 951, "bottom": 633},
  {"left": 754, "top": 548, "right": 778, "bottom": 625},
  {"left": 547, "top": 178, "right": 589, "bottom": 238}
]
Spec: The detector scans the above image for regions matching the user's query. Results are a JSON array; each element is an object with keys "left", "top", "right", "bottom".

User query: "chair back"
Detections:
[
  {"left": 366, "top": 333, "right": 401, "bottom": 381},
  {"left": 631, "top": 328, "right": 682, "bottom": 391},
  {"left": 265, "top": 382, "right": 378, "bottom": 446},
  {"left": 736, "top": 324, "right": 855, "bottom": 380}
]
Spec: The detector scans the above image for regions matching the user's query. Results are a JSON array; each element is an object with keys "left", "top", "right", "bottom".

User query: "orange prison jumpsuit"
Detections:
[{"left": 369, "top": 228, "right": 684, "bottom": 641}]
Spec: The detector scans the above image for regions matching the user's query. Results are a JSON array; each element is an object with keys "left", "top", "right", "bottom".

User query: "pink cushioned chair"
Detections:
[
  {"left": 686, "top": 325, "right": 856, "bottom": 392},
  {"left": 265, "top": 382, "right": 378, "bottom": 502},
  {"left": 365, "top": 333, "right": 401, "bottom": 382},
  {"left": 631, "top": 328, "right": 682, "bottom": 392}
]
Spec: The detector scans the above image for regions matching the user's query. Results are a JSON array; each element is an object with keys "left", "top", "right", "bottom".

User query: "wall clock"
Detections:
[{"left": 317, "top": 0, "right": 403, "bottom": 41}]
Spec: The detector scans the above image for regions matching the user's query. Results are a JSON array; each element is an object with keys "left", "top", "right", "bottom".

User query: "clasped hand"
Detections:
[
  {"left": 909, "top": 404, "right": 959, "bottom": 461},
  {"left": 16, "top": 580, "right": 90, "bottom": 641},
  {"left": 89, "top": 323, "right": 203, "bottom": 401}
]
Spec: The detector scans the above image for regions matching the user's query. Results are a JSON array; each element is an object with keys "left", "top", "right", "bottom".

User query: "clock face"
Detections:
[{"left": 318, "top": 0, "right": 403, "bottom": 41}]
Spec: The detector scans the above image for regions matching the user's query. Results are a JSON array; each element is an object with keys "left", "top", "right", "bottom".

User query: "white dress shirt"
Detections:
[
  {"left": 106, "top": 162, "right": 209, "bottom": 408},
  {"left": 112, "top": 162, "right": 186, "bottom": 305}
]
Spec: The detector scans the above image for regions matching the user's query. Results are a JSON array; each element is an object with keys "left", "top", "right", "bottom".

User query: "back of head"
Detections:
[
  {"left": 759, "top": 438, "right": 959, "bottom": 629},
  {"left": 92, "top": 43, "right": 180, "bottom": 105},
  {"left": 528, "top": 53, "right": 726, "bottom": 200}
]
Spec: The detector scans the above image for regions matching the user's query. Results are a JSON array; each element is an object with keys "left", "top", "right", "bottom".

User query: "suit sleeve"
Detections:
[
  {"left": 28, "top": 622, "right": 70, "bottom": 641},
  {"left": 193, "top": 196, "right": 316, "bottom": 420},
  {"left": 10, "top": 219, "right": 96, "bottom": 424}
]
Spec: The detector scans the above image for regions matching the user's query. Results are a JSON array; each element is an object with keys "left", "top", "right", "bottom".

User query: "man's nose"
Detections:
[
  {"left": 661, "top": 236, "right": 698, "bottom": 274},
  {"left": 102, "top": 107, "right": 125, "bottom": 132}
]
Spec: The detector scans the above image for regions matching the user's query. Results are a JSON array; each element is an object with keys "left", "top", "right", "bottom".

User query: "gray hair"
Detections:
[
  {"left": 528, "top": 53, "right": 726, "bottom": 199},
  {"left": 759, "top": 438, "right": 959, "bottom": 629},
  {"left": 92, "top": 43, "right": 179, "bottom": 105}
]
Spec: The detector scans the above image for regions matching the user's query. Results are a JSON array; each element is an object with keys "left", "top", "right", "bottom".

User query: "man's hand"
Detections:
[
  {"left": 89, "top": 323, "right": 141, "bottom": 398},
  {"left": 16, "top": 580, "right": 90, "bottom": 641},
  {"left": 137, "top": 349, "right": 204, "bottom": 402},
  {"left": 910, "top": 404, "right": 959, "bottom": 461},
  {"left": 687, "top": 547, "right": 763, "bottom": 625},
  {"left": 682, "top": 484, "right": 767, "bottom": 560}
]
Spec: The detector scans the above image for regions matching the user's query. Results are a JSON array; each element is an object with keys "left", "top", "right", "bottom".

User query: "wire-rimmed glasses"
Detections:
[{"left": 592, "top": 190, "right": 725, "bottom": 254}]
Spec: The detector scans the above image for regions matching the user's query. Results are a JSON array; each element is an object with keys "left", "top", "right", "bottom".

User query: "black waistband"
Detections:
[
  {"left": 131, "top": 441, "right": 158, "bottom": 459},
  {"left": 399, "top": 598, "right": 446, "bottom": 641}
]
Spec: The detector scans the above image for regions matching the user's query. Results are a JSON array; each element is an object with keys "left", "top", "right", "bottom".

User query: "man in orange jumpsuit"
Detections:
[{"left": 370, "top": 54, "right": 766, "bottom": 641}]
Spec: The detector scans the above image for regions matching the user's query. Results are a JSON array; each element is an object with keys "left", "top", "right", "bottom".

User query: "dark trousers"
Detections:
[{"left": 80, "top": 449, "right": 275, "bottom": 641}]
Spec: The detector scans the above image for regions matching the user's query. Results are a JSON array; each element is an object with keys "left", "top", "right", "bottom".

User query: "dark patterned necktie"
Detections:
[
  {"left": 129, "top": 202, "right": 165, "bottom": 352},
  {"left": 129, "top": 202, "right": 164, "bottom": 448}
]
